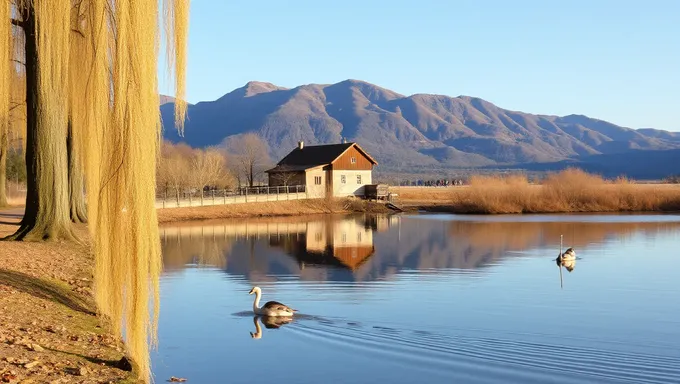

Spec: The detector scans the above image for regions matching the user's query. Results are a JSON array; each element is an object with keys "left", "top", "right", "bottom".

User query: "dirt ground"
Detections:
[{"left": 0, "top": 214, "right": 138, "bottom": 384}]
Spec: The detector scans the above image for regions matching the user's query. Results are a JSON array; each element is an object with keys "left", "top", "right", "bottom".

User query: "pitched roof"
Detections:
[{"left": 275, "top": 142, "right": 378, "bottom": 168}]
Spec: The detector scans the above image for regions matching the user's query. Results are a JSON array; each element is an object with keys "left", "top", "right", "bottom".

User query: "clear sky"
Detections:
[{"left": 157, "top": 0, "right": 680, "bottom": 131}]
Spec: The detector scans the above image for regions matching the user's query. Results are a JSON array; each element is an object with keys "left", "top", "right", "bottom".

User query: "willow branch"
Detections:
[
  {"left": 11, "top": 18, "right": 24, "bottom": 28},
  {"left": 71, "top": 28, "right": 85, "bottom": 38}
]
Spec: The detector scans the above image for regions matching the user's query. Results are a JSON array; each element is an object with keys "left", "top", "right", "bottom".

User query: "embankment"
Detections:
[{"left": 157, "top": 197, "right": 394, "bottom": 223}]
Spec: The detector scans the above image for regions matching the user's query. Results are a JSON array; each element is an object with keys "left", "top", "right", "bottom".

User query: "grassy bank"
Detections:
[
  {"left": 394, "top": 169, "right": 680, "bottom": 214},
  {"left": 157, "top": 197, "right": 393, "bottom": 223},
  {"left": 0, "top": 221, "right": 138, "bottom": 383}
]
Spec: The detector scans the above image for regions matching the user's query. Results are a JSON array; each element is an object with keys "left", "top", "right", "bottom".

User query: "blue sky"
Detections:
[{"left": 157, "top": 0, "right": 680, "bottom": 131}]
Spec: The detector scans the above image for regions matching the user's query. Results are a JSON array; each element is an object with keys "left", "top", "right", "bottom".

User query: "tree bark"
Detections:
[
  {"left": 67, "top": 121, "right": 87, "bottom": 223},
  {"left": 4, "top": 6, "right": 74, "bottom": 241}
]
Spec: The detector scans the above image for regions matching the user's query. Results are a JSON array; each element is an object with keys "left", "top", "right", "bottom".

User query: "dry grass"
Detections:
[
  {"left": 390, "top": 186, "right": 461, "bottom": 205},
  {"left": 157, "top": 197, "right": 391, "bottom": 223},
  {"left": 416, "top": 169, "right": 680, "bottom": 214}
]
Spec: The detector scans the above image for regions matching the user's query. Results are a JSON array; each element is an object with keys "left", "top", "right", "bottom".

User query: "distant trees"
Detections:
[
  {"left": 190, "top": 148, "right": 232, "bottom": 203},
  {"left": 223, "top": 133, "right": 272, "bottom": 187},
  {"left": 157, "top": 141, "right": 237, "bottom": 200},
  {"left": 157, "top": 144, "right": 191, "bottom": 205}
]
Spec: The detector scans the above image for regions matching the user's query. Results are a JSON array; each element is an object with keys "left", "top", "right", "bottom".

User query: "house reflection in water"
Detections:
[
  {"left": 158, "top": 214, "right": 402, "bottom": 281},
  {"left": 268, "top": 215, "right": 389, "bottom": 271}
]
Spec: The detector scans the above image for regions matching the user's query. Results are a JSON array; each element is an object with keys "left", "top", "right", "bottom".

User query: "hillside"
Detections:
[
  {"left": 496, "top": 148, "right": 680, "bottom": 180},
  {"left": 160, "top": 80, "right": 680, "bottom": 175}
]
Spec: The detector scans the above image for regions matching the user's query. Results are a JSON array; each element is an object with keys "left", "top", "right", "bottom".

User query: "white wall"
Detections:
[
  {"left": 305, "top": 169, "right": 327, "bottom": 198},
  {"left": 332, "top": 170, "right": 372, "bottom": 197}
]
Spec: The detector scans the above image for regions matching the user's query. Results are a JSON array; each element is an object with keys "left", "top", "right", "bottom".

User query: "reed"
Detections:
[{"left": 447, "top": 168, "right": 680, "bottom": 214}]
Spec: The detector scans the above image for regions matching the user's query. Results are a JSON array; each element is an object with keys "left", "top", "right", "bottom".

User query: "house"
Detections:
[{"left": 265, "top": 141, "right": 378, "bottom": 198}]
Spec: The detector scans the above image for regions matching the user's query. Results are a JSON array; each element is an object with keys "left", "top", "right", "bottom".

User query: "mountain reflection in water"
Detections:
[{"left": 160, "top": 213, "right": 680, "bottom": 284}]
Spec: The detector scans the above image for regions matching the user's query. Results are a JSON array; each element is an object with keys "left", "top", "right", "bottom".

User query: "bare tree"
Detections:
[
  {"left": 223, "top": 133, "right": 271, "bottom": 188},
  {"left": 270, "top": 165, "right": 299, "bottom": 187},
  {"left": 157, "top": 145, "right": 190, "bottom": 206},
  {"left": 190, "top": 147, "right": 226, "bottom": 204}
]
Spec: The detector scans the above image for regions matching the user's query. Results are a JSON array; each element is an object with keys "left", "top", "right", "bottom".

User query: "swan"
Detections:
[
  {"left": 559, "top": 247, "right": 576, "bottom": 262},
  {"left": 249, "top": 286, "right": 297, "bottom": 317}
]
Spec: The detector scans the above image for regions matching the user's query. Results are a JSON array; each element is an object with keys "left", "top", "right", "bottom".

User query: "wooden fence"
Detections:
[{"left": 155, "top": 185, "right": 308, "bottom": 209}]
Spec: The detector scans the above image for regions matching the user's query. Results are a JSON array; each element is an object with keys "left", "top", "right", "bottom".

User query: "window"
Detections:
[
  {"left": 314, "top": 176, "right": 322, "bottom": 185},
  {"left": 340, "top": 175, "right": 346, "bottom": 184},
  {"left": 350, "top": 157, "right": 356, "bottom": 164},
  {"left": 357, "top": 175, "right": 362, "bottom": 184}
]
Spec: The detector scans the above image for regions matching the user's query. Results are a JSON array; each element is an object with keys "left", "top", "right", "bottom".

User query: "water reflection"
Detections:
[
  {"left": 250, "top": 316, "right": 294, "bottom": 339},
  {"left": 160, "top": 213, "right": 680, "bottom": 284},
  {"left": 155, "top": 213, "right": 680, "bottom": 384}
]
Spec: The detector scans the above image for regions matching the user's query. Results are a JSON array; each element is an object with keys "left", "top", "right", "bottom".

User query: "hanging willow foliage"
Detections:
[
  {"left": 0, "top": 1, "right": 12, "bottom": 207},
  {"left": 5, "top": 0, "right": 190, "bottom": 381},
  {"left": 163, "top": 0, "right": 189, "bottom": 135}
]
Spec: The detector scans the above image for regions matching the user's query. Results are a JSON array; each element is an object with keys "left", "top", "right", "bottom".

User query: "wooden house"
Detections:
[{"left": 266, "top": 141, "right": 378, "bottom": 198}]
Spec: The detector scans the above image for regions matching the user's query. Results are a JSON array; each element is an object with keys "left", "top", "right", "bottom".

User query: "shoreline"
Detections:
[{"left": 155, "top": 194, "right": 680, "bottom": 225}]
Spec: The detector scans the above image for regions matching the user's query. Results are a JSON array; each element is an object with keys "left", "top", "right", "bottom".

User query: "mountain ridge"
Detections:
[{"left": 160, "top": 80, "right": 680, "bottom": 176}]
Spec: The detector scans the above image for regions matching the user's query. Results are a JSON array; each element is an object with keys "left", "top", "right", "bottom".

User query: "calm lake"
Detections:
[{"left": 152, "top": 213, "right": 680, "bottom": 384}]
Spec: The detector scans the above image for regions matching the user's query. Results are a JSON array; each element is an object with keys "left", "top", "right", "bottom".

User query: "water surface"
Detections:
[{"left": 153, "top": 213, "right": 680, "bottom": 384}]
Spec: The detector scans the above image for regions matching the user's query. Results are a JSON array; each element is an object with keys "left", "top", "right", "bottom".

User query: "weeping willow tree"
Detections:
[
  {"left": 5, "top": 0, "right": 190, "bottom": 381},
  {"left": 0, "top": 1, "right": 10, "bottom": 207}
]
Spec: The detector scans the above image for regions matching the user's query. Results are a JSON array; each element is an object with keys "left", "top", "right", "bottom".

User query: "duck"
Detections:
[
  {"left": 559, "top": 247, "right": 576, "bottom": 262},
  {"left": 249, "top": 286, "right": 297, "bottom": 317}
]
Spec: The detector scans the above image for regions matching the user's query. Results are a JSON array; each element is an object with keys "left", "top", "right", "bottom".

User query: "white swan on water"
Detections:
[
  {"left": 249, "top": 286, "right": 297, "bottom": 317},
  {"left": 559, "top": 247, "right": 576, "bottom": 262}
]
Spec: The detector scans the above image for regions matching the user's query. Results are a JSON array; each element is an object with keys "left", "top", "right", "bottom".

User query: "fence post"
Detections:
[
  {"left": 212, "top": 189, "right": 215, "bottom": 205},
  {"left": 245, "top": 187, "right": 248, "bottom": 203},
  {"left": 267, "top": 186, "right": 269, "bottom": 201},
  {"left": 163, "top": 190, "right": 166, "bottom": 208},
  {"left": 224, "top": 189, "right": 226, "bottom": 204}
]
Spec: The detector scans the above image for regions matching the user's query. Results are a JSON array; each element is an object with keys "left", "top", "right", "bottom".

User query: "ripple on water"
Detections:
[{"left": 282, "top": 316, "right": 680, "bottom": 384}]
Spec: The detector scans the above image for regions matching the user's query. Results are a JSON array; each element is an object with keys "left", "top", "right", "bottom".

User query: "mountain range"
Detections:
[{"left": 160, "top": 80, "right": 680, "bottom": 178}]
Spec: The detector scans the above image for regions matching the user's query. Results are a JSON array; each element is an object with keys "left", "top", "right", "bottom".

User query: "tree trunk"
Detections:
[
  {"left": 0, "top": 130, "right": 7, "bottom": 207},
  {"left": 5, "top": 7, "right": 73, "bottom": 241},
  {"left": 67, "top": 121, "right": 87, "bottom": 223},
  {"left": 249, "top": 162, "right": 254, "bottom": 188}
]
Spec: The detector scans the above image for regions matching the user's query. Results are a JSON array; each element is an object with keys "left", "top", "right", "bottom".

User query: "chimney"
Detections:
[
  {"left": 342, "top": 137, "right": 347, "bottom": 144},
  {"left": 298, "top": 141, "right": 304, "bottom": 150}
]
